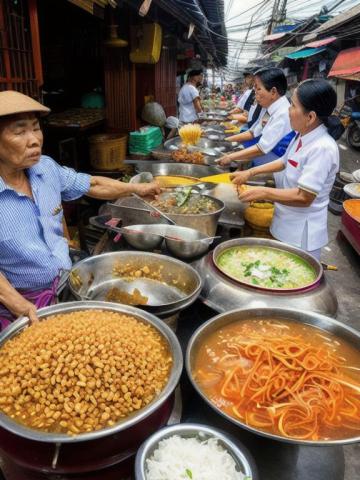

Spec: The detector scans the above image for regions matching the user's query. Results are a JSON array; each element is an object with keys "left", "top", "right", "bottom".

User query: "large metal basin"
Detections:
[
  {"left": 139, "top": 162, "right": 222, "bottom": 177},
  {"left": 69, "top": 252, "right": 202, "bottom": 317},
  {"left": 194, "top": 238, "right": 338, "bottom": 317},
  {"left": 186, "top": 307, "right": 360, "bottom": 446},
  {"left": 0, "top": 302, "right": 182, "bottom": 477},
  {"left": 0, "top": 301, "right": 182, "bottom": 443},
  {"left": 164, "top": 136, "right": 239, "bottom": 156}
]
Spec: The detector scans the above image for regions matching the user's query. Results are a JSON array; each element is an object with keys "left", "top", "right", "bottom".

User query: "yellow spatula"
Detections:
[{"left": 199, "top": 173, "right": 233, "bottom": 184}]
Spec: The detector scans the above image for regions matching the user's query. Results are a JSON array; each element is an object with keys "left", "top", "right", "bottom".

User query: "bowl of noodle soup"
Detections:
[{"left": 186, "top": 307, "right": 360, "bottom": 445}]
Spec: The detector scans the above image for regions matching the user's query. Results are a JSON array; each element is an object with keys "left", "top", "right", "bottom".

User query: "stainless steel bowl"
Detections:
[
  {"left": 186, "top": 307, "right": 360, "bottom": 446},
  {"left": 115, "top": 224, "right": 214, "bottom": 259},
  {"left": 0, "top": 301, "right": 183, "bottom": 443},
  {"left": 69, "top": 251, "right": 202, "bottom": 317},
  {"left": 121, "top": 224, "right": 165, "bottom": 250},
  {"left": 164, "top": 225, "right": 215, "bottom": 259},
  {"left": 136, "top": 162, "right": 222, "bottom": 177},
  {"left": 135, "top": 423, "right": 257, "bottom": 480}
]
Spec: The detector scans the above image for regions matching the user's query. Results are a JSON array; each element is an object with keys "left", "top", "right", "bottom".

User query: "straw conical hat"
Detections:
[{"left": 0, "top": 90, "right": 50, "bottom": 117}]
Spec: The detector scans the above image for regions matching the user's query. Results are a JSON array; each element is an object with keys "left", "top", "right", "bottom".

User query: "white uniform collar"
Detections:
[
  {"left": 299, "top": 124, "right": 328, "bottom": 147},
  {"left": 267, "top": 95, "right": 289, "bottom": 116}
]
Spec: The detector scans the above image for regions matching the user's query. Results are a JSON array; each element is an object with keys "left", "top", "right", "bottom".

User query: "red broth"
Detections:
[{"left": 193, "top": 319, "right": 360, "bottom": 441}]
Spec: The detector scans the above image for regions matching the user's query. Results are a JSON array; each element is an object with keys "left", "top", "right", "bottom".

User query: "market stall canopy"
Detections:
[
  {"left": 263, "top": 32, "right": 287, "bottom": 42},
  {"left": 304, "top": 36, "right": 337, "bottom": 49},
  {"left": 285, "top": 47, "right": 327, "bottom": 60},
  {"left": 328, "top": 47, "right": 360, "bottom": 81},
  {"left": 303, "top": 4, "right": 360, "bottom": 43}
]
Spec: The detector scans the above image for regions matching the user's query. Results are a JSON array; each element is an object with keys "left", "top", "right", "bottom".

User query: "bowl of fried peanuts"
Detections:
[{"left": 0, "top": 301, "right": 183, "bottom": 446}]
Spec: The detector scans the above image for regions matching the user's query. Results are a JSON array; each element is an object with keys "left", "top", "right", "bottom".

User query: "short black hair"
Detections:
[
  {"left": 254, "top": 67, "right": 287, "bottom": 96},
  {"left": 243, "top": 69, "right": 254, "bottom": 77},
  {"left": 297, "top": 79, "right": 344, "bottom": 140},
  {"left": 297, "top": 79, "right": 336, "bottom": 117},
  {"left": 187, "top": 69, "right": 203, "bottom": 79}
]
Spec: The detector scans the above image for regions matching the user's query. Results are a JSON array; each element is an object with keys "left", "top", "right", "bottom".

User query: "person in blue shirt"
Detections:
[{"left": 0, "top": 91, "right": 161, "bottom": 329}]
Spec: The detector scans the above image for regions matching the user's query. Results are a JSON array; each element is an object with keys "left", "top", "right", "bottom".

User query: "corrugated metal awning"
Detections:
[
  {"left": 263, "top": 32, "right": 286, "bottom": 42},
  {"left": 286, "top": 47, "right": 327, "bottom": 60},
  {"left": 328, "top": 47, "right": 360, "bottom": 80},
  {"left": 305, "top": 36, "right": 337, "bottom": 49},
  {"left": 303, "top": 4, "right": 360, "bottom": 42}
]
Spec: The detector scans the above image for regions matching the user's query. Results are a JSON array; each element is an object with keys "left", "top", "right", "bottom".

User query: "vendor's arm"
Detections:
[
  {"left": 229, "top": 113, "right": 248, "bottom": 123},
  {"left": 225, "top": 129, "right": 254, "bottom": 143},
  {"left": 193, "top": 97, "right": 203, "bottom": 114},
  {"left": 238, "top": 186, "right": 315, "bottom": 207},
  {"left": 217, "top": 143, "right": 262, "bottom": 166},
  {"left": 87, "top": 176, "right": 161, "bottom": 201},
  {"left": 229, "top": 106, "right": 241, "bottom": 115},
  {"left": 0, "top": 273, "right": 39, "bottom": 323},
  {"left": 231, "top": 159, "right": 285, "bottom": 185}
]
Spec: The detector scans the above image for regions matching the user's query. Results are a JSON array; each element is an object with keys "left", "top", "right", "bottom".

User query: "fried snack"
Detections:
[
  {"left": 105, "top": 287, "right": 149, "bottom": 306},
  {"left": 0, "top": 311, "right": 172, "bottom": 435},
  {"left": 171, "top": 148, "right": 204, "bottom": 165}
]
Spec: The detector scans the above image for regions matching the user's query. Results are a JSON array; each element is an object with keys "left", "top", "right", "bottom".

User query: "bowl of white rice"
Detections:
[{"left": 134, "top": 423, "right": 257, "bottom": 480}]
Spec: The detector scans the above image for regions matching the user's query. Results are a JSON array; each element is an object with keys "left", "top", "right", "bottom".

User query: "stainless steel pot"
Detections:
[
  {"left": 107, "top": 193, "right": 225, "bottom": 237},
  {"left": 0, "top": 301, "right": 182, "bottom": 444},
  {"left": 186, "top": 307, "right": 360, "bottom": 446},
  {"left": 148, "top": 191, "right": 225, "bottom": 237},
  {"left": 194, "top": 238, "right": 338, "bottom": 317},
  {"left": 135, "top": 423, "right": 257, "bottom": 480},
  {"left": 69, "top": 252, "right": 202, "bottom": 317}
]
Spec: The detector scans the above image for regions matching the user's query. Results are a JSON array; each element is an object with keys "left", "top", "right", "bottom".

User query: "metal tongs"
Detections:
[{"left": 132, "top": 193, "right": 176, "bottom": 225}]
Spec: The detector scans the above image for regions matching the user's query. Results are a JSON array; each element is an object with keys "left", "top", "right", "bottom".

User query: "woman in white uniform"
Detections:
[
  {"left": 218, "top": 68, "right": 295, "bottom": 168},
  {"left": 232, "top": 79, "right": 344, "bottom": 260}
]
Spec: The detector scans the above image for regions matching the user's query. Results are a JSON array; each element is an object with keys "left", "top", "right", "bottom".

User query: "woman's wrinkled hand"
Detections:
[
  {"left": 133, "top": 182, "right": 162, "bottom": 198},
  {"left": 9, "top": 297, "right": 39, "bottom": 324}
]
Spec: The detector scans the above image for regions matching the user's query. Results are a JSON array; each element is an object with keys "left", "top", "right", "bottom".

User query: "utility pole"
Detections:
[
  {"left": 279, "top": 0, "right": 287, "bottom": 22},
  {"left": 267, "top": 0, "right": 288, "bottom": 35},
  {"left": 267, "top": 0, "right": 281, "bottom": 35}
]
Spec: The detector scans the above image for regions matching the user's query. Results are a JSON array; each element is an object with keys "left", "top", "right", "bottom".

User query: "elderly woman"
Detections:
[{"left": 0, "top": 91, "right": 161, "bottom": 329}]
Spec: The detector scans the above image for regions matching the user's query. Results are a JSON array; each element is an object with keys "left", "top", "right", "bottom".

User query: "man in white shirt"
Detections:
[
  {"left": 218, "top": 68, "right": 295, "bottom": 167},
  {"left": 178, "top": 70, "right": 204, "bottom": 124},
  {"left": 229, "top": 71, "right": 255, "bottom": 121}
]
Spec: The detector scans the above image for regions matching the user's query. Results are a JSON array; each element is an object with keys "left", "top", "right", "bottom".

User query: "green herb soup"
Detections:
[{"left": 216, "top": 246, "right": 317, "bottom": 289}]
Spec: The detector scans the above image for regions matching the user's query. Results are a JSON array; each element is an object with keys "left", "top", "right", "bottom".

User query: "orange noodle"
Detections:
[{"left": 194, "top": 320, "right": 360, "bottom": 441}]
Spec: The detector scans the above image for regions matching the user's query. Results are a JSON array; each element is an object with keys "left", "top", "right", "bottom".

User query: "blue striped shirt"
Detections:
[{"left": 0, "top": 156, "right": 91, "bottom": 289}]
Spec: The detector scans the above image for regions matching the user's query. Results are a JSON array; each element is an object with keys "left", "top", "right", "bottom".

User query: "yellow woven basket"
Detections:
[{"left": 89, "top": 134, "right": 128, "bottom": 171}]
